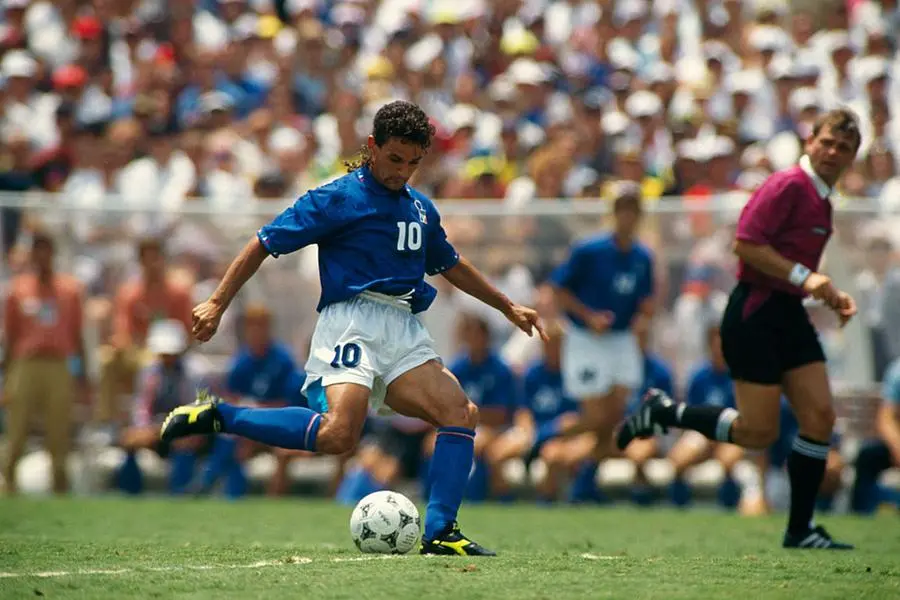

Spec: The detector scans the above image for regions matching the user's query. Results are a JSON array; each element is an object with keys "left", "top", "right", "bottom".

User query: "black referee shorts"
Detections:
[{"left": 720, "top": 282, "right": 826, "bottom": 385}]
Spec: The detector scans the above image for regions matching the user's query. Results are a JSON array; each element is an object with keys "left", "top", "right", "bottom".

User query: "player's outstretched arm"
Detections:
[
  {"left": 193, "top": 236, "right": 269, "bottom": 342},
  {"left": 442, "top": 256, "right": 548, "bottom": 341}
]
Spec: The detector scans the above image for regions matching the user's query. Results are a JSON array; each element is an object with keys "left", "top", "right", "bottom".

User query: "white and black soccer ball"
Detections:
[{"left": 349, "top": 491, "right": 421, "bottom": 554}]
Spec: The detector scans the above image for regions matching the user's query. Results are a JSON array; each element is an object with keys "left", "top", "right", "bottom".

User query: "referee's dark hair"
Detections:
[{"left": 812, "top": 108, "right": 861, "bottom": 151}]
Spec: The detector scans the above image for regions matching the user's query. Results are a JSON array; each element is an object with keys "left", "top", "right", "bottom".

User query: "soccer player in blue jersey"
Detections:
[
  {"left": 616, "top": 328, "right": 675, "bottom": 506},
  {"left": 160, "top": 101, "right": 546, "bottom": 556},
  {"left": 442, "top": 313, "right": 520, "bottom": 501},
  {"left": 664, "top": 321, "right": 744, "bottom": 508},
  {"left": 529, "top": 183, "right": 655, "bottom": 475},
  {"left": 485, "top": 320, "right": 580, "bottom": 502},
  {"left": 200, "top": 305, "right": 307, "bottom": 497}
]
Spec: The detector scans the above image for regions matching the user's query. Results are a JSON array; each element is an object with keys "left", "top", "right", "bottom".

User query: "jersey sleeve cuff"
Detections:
[
  {"left": 425, "top": 251, "right": 460, "bottom": 276},
  {"left": 257, "top": 229, "right": 279, "bottom": 258}
]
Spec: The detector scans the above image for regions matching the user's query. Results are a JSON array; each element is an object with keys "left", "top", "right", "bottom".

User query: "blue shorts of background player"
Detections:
[{"left": 160, "top": 101, "right": 547, "bottom": 557}]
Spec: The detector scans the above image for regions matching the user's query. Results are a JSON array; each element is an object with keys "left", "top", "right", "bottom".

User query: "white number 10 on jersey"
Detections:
[{"left": 396, "top": 221, "right": 422, "bottom": 251}]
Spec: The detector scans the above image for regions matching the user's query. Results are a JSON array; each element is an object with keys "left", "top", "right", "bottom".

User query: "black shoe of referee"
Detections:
[
  {"left": 783, "top": 526, "right": 854, "bottom": 550},
  {"left": 616, "top": 388, "right": 673, "bottom": 450}
]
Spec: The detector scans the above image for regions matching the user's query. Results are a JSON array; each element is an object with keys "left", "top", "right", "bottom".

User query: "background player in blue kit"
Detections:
[
  {"left": 616, "top": 328, "right": 675, "bottom": 506},
  {"left": 160, "top": 101, "right": 546, "bottom": 556},
  {"left": 439, "top": 313, "right": 520, "bottom": 502},
  {"left": 485, "top": 320, "right": 580, "bottom": 502},
  {"left": 530, "top": 183, "right": 655, "bottom": 480},
  {"left": 664, "top": 322, "right": 744, "bottom": 509},
  {"left": 199, "top": 305, "right": 307, "bottom": 497}
]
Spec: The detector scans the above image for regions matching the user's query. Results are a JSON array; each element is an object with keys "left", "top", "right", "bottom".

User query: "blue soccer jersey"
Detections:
[
  {"left": 549, "top": 233, "right": 654, "bottom": 331},
  {"left": 226, "top": 342, "right": 306, "bottom": 405},
  {"left": 257, "top": 167, "right": 459, "bottom": 314},
  {"left": 629, "top": 353, "right": 674, "bottom": 413},
  {"left": 522, "top": 361, "right": 578, "bottom": 426},
  {"left": 685, "top": 362, "right": 735, "bottom": 409},
  {"left": 449, "top": 352, "right": 520, "bottom": 417}
]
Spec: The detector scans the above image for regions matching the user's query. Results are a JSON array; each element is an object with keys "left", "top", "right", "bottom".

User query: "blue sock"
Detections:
[
  {"left": 717, "top": 476, "right": 741, "bottom": 509},
  {"left": 218, "top": 403, "right": 321, "bottom": 451},
  {"left": 224, "top": 460, "right": 247, "bottom": 499},
  {"left": 117, "top": 452, "right": 143, "bottom": 495},
  {"left": 631, "top": 484, "right": 657, "bottom": 506},
  {"left": 669, "top": 478, "right": 692, "bottom": 507},
  {"left": 425, "top": 427, "right": 475, "bottom": 540},
  {"left": 815, "top": 494, "right": 834, "bottom": 513},
  {"left": 568, "top": 459, "right": 599, "bottom": 503},
  {"left": 202, "top": 436, "right": 238, "bottom": 491},
  {"left": 169, "top": 451, "right": 196, "bottom": 494},
  {"left": 336, "top": 468, "right": 383, "bottom": 505}
]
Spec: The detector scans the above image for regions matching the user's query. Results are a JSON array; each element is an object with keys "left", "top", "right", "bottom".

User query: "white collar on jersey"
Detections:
[{"left": 798, "top": 154, "right": 831, "bottom": 199}]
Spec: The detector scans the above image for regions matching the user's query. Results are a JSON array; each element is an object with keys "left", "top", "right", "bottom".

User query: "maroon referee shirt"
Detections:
[{"left": 734, "top": 155, "right": 833, "bottom": 315}]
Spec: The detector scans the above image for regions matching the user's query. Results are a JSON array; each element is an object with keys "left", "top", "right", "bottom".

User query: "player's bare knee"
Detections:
[
  {"left": 796, "top": 404, "right": 835, "bottom": 440},
  {"left": 317, "top": 422, "right": 358, "bottom": 455},
  {"left": 734, "top": 418, "right": 779, "bottom": 449}
]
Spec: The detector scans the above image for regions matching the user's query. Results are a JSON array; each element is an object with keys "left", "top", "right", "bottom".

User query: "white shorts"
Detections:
[
  {"left": 561, "top": 326, "right": 643, "bottom": 399},
  {"left": 302, "top": 291, "right": 440, "bottom": 415}
]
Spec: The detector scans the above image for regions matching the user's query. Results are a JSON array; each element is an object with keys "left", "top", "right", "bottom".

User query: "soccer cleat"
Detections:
[
  {"left": 159, "top": 390, "right": 224, "bottom": 442},
  {"left": 783, "top": 525, "right": 854, "bottom": 550},
  {"left": 615, "top": 388, "right": 673, "bottom": 451},
  {"left": 420, "top": 522, "right": 496, "bottom": 556}
]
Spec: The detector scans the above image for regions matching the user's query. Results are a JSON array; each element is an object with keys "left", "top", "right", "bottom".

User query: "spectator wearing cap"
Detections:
[
  {"left": 2, "top": 231, "right": 89, "bottom": 495},
  {"left": 818, "top": 31, "right": 857, "bottom": 110},
  {"left": 71, "top": 15, "right": 107, "bottom": 75},
  {"left": 97, "top": 237, "right": 193, "bottom": 428},
  {"left": 624, "top": 89, "right": 673, "bottom": 182},
  {"left": 854, "top": 228, "right": 896, "bottom": 379},
  {"left": 0, "top": 128, "right": 35, "bottom": 257},
  {"left": 767, "top": 54, "right": 803, "bottom": 136},
  {"left": 1, "top": 49, "right": 59, "bottom": 151},
  {"left": 116, "top": 319, "right": 211, "bottom": 495},
  {"left": 119, "top": 123, "right": 198, "bottom": 212},
  {"left": 267, "top": 125, "right": 314, "bottom": 196},
  {"left": 604, "top": 142, "right": 666, "bottom": 203},
  {"left": 53, "top": 63, "right": 113, "bottom": 128},
  {"left": 29, "top": 102, "right": 79, "bottom": 192},
  {"left": 291, "top": 17, "right": 330, "bottom": 117},
  {"left": 0, "top": 0, "right": 29, "bottom": 51},
  {"left": 175, "top": 51, "right": 246, "bottom": 129}
]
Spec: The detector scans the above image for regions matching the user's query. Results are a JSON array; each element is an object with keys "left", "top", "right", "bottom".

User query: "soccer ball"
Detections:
[{"left": 349, "top": 491, "right": 421, "bottom": 554}]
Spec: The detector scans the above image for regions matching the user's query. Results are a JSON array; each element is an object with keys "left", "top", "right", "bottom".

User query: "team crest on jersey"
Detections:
[{"left": 413, "top": 199, "right": 428, "bottom": 224}]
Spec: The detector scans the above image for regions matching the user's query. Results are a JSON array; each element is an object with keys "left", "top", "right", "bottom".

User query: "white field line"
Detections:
[
  {"left": 0, "top": 553, "right": 611, "bottom": 578},
  {"left": 579, "top": 553, "right": 625, "bottom": 561}
]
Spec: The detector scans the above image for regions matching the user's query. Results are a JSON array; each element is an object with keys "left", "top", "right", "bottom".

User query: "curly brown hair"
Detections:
[{"left": 344, "top": 101, "right": 436, "bottom": 172}]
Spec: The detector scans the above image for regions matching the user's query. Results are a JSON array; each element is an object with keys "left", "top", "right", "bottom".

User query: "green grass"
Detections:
[{"left": 0, "top": 497, "right": 898, "bottom": 599}]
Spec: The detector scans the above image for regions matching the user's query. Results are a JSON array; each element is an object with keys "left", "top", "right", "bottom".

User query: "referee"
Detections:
[{"left": 617, "top": 108, "right": 860, "bottom": 550}]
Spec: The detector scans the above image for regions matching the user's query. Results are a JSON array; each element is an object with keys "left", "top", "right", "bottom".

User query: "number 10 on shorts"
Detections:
[{"left": 331, "top": 343, "right": 361, "bottom": 368}]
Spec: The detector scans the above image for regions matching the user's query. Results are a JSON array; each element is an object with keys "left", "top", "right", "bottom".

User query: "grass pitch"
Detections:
[{"left": 1, "top": 497, "right": 897, "bottom": 599}]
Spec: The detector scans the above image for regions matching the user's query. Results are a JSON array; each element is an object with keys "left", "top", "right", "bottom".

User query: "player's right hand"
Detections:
[
  {"left": 192, "top": 300, "right": 223, "bottom": 342},
  {"left": 801, "top": 273, "right": 840, "bottom": 308},
  {"left": 585, "top": 311, "right": 614, "bottom": 335}
]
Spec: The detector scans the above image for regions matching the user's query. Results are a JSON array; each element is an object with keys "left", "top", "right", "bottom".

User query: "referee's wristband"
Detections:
[{"left": 788, "top": 263, "right": 812, "bottom": 287}]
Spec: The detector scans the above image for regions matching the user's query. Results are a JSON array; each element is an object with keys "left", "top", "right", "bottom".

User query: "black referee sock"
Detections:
[
  {"left": 658, "top": 404, "right": 740, "bottom": 443},
  {"left": 787, "top": 435, "right": 829, "bottom": 535}
]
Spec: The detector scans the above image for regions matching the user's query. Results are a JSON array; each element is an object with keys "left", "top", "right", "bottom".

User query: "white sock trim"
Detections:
[
  {"left": 715, "top": 408, "right": 739, "bottom": 442},
  {"left": 792, "top": 437, "right": 829, "bottom": 460}
]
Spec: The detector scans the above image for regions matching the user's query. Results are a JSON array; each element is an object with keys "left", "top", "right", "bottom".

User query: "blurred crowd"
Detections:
[{"left": 2, "top": 0, "right": 900, "bottom": 512}]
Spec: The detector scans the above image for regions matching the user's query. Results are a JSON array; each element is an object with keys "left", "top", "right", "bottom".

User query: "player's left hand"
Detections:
[
  {"left": 504, "top": 304, "right": 549, "bottom": 341},
  {"left": 834, "top": 291, "right": 857, "bottom": 327}
]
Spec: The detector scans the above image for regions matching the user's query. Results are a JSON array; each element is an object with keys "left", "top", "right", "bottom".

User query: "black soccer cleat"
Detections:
[
  {"left": 420, "top": 522, "right": 496, "bottom": 556},
  {"left": 615, "top": 387, "right": 674, "bottom": 451},
  {"left": 783, "top": 526, "right": 854, "bottom": 550},
  {"left": 159, "top": 390, "right": 224, "bottom": 442}
]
